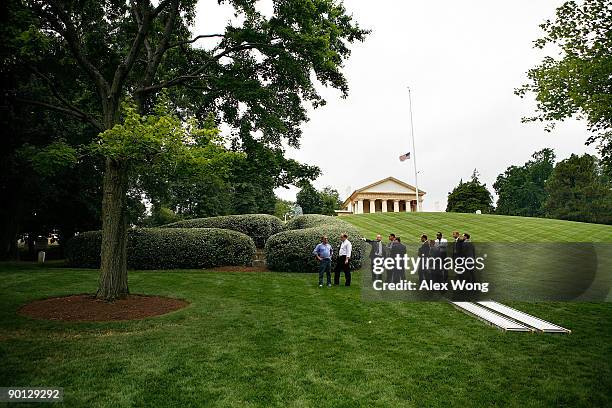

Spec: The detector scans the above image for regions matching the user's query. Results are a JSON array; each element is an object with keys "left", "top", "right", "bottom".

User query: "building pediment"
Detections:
[
  {"left": 358, "top": 177, "right": 421, "bottom": 194},
  {"left": 338, "top": 176, "right": 426, "bottom": 215}
]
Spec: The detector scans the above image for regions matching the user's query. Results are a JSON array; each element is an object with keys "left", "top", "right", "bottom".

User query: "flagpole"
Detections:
[{"left": 407, "top": 86, "right": 421, "bottom": 211}]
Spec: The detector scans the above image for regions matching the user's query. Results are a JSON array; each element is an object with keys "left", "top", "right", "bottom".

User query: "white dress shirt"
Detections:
[
  {"left": 339, "top": 239, "right": 352, "bottom": 258},
  {"left": 435, "top": 238, "right": 448, "bottom": 250}
]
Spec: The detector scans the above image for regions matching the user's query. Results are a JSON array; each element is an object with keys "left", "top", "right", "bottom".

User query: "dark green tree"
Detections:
[
  {"left": 494, "top": 148, "right": 556, "bottom": 217},
  {"left": 516, "top": 0, "right": 612, "bottom": 170},
  {"left": 296, "top": 181, "right": 323, "bottom": 214},
  {"left": 446, "top": 170, "right": 494, "bottom": 214},
  {"left": 544, "top": 154, "right": 612, "bottom": 224},
  {"left": 230, "top": 132, "right": 320, "bottom": 215},
  {"left": 14, "top": 0, "right": 367, "bottom": 299},
  {"left": 1, "top": 0, "right": 102, "bottom": 259},
  {"left": 320, "top": 186, "right": 342, "bottom": 216}
]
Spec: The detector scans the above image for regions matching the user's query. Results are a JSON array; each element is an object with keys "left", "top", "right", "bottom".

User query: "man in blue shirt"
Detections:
[{"left": 313, "top": 236, "right": 333, "bottom": 287}]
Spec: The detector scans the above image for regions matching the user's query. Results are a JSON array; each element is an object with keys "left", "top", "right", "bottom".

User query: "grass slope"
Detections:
[
  {"left": 1, "top": 261, "right": 611, "bottom": 407},
  {"left": 342, "top": 212, "right": 612, "bottom": 242}
]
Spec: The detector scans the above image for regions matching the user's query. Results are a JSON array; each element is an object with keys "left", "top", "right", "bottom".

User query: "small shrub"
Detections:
[
  {"left": 163, "top": 214, "right": 283, "bottom": 248},
  {"left": 266, "top": 215, "right": 366, "bottom": 273},
  {"left": 66, "top": 228, "right": 255, "bottom": 269}
]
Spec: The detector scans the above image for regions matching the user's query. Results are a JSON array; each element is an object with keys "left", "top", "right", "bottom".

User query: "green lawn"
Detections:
[
  {"left": 1, "top": 214, "right": 611, "bottom": 407},
  {"left": 342, "top": 212, "right": 612, "bottom": 242}
]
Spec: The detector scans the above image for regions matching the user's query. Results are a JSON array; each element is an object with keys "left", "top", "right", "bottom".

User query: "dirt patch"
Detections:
[
  {"left": 210, "top": 265, "right": 270, "bottom": 272},
  {"left": 18, "top": 294, "right": 189, "bottom": 322}
]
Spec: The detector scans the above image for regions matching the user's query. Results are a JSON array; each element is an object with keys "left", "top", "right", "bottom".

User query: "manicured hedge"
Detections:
[
  {"left": 162, "top": 214, "right": 283, "bottom": 248},
  {"left": 65, "top": 228, "right": 255, "bottom": 269},
  {"left": 265, "top": 215, "right": 366, "bottom": 273}
]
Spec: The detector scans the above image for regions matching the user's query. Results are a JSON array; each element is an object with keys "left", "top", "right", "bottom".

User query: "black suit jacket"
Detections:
[
  {"left": 462, "top": 241, "right": 475, "bottom": 263},
  {"left": 394, "top": 242, "right": 407, "bottom": 257},
  {"left": 418, "top": 242, "right": 430, "bottom": 258},
  {"left": 365, "top": 239, "right": 384, "bottom": 259},
  {"left": 453, "top": 239, "right": 464, "bottom": 259}
]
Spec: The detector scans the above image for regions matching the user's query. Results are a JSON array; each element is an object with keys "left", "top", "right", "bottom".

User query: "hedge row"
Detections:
[
  {"left": 65, "top": 228, "right": 255, "bottom": 269},
  {"left": 265, "top": 215, "right": 366, "bottom": 273},
  {"left": 162, "top": 214, "right": 283, "bottom": 248}
]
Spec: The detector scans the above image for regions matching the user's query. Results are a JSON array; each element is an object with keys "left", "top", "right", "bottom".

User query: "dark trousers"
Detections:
[
  {"left": 318, "top": 258, "right": 331, "bottom": 285},
  {"left": 335, "top": 255, "right": 351, "bottom": 286},
  {"left": 370, "top": 255, "right": 383, "bottom": 282},
  {"left": 396, "top": 268, "right": 406, "bottom": 283},
  {"left": 440, "top": 251, "right": 448, "bottom": 283}
]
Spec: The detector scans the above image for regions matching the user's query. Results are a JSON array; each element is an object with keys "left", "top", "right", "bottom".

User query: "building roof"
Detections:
[{"left": 342, "top": 176, "right": 426, "bottom": 207}]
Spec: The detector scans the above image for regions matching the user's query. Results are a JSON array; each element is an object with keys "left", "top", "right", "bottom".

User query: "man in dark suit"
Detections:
[
  {"left": 428, "top": 239, "right": 442, "bottom": 285},
  {"left": 462, "top": 233, "right": 476, "bottom": 283},
  {"left": 364, "top": 234, "right": 384, "bottom": 282},
  {"left": 451, "top": 231, "right": 462, "bottom": 261},
  {"left": 417, "top": 234, "right": 429, "bottom": 283},
  {"left": 386, "top": 233, "right": 397, "bottom": 282},
  {"left": 391, "top": 237, "right": 407, "bottom": 283}
]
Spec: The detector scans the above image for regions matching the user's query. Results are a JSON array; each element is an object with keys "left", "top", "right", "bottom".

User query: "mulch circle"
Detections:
[
  {"left": 18, "top": 294, "right": 189, "bottom": 322},
  {"left": 210, "top": 266, "right": 270, "bottom": 272}
]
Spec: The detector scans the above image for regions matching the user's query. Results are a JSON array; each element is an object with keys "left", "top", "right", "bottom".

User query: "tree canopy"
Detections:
[
  {"left": 516, "top": 0, "right": 612, "bottom": 169},
  {"left": 493, "top": 148, "right": 556, "bottom": 217},
  {"left": 446, "top": 170, "right": 494, "bottom": 214},
  {"left": 544, "top": 153, "right": 612, "bottom": 224}
]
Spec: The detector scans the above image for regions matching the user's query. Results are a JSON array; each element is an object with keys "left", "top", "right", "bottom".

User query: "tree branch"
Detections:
[
  {"left": 136, "top": 42, "right": 259, "bottom": 94},
  {"left": 152, "top": 0, "right": 173, "bottom": 18},
  {"left": 14, "top": 97, "right": 104, "bottom": 131},
  {"left": 167, "top": 34, "right": 225, "bottom": 49},
  {"left": 110, "top": 1, "right": 159, "bottom": 102},
  {"left": 144, "top": 0, "right": 180, "bottom": 85},
  {"left": 46, "top": 1, "right": 110, "bottom": 101},
  {"left": 28, "top": 66, "right": 103, "bottom": 131}
]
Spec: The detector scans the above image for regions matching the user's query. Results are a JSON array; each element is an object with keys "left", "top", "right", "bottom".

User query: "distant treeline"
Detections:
[{"left": 446, "top": 149, "right": 612, "bottom": 225}]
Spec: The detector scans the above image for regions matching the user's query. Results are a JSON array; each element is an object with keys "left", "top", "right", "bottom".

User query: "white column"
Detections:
[
  {"left": 393, "top": 200, "right": 400, "bottom": 212},
  {"left": 406, "top": 200, "right": 412, "bottom": 212},
  {"left": 357, "top": 199, "right": 364, "bottom": 214},
  {"left": 382, "top": 200, "right": 388, "bottom": 213}
]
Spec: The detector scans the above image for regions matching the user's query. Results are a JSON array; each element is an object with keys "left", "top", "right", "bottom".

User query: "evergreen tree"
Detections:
[{"left": 446, "top": 170, "right": 494, "bottom": 213}]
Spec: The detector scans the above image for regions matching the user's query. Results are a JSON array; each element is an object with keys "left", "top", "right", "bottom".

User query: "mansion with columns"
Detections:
[{"left": 336, "top": 177, "right": 425, "bottom": 215}]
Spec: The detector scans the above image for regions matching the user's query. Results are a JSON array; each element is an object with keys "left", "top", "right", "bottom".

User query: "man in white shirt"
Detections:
[
  {"left": 435, "top": 232, "right": 449, "bottom": 283},
  {"left": 334, "top": 233, "right": 352, "bottom": 286}
]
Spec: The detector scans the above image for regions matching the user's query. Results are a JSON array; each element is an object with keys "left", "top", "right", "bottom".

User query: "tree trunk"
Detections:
[{"left": 97, "top": 158, "right": 129, "bottom": 301}]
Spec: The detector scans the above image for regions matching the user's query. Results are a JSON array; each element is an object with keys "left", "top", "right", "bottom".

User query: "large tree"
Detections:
[
  {"left": 493, "top": 148, "right": 556, "bottom": 217},
  {"left": 13, "top": 0, "right": 367, "bottom": 300},
  {"left": 516, "top": 0, "right": 612, "bottom": 171},
  {"left": 446, "top": 170, "right": 494, "bottom": 214},
  {"left": 296, "top": 181, "right": 323, "bottom": 214},
  {"left": 544, "top": 153, "right": 612, "bottom": 224},
  {"left": 320, "top": 186, "right": 342, "bottom": 216}
]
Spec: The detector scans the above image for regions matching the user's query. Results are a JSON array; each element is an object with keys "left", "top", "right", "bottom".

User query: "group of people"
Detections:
[
  {"left": 365, "top": 231, "right": 476, "bottom": 285},
  {"left": 312, "top": 234, "right": 353, "bottom": 287}
]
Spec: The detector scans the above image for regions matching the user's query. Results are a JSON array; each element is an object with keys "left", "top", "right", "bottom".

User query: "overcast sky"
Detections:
[{"left": 194, "top": 0, "right": 598, "bottom": 211}]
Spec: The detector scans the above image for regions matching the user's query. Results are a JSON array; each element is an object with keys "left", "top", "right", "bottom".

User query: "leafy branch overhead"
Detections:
[
  {"left": 516, "top": 0, "right": 611, "bottom": 161},
  {"left": 18, "top": 0, "right": 369, "bottom": 149}
]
